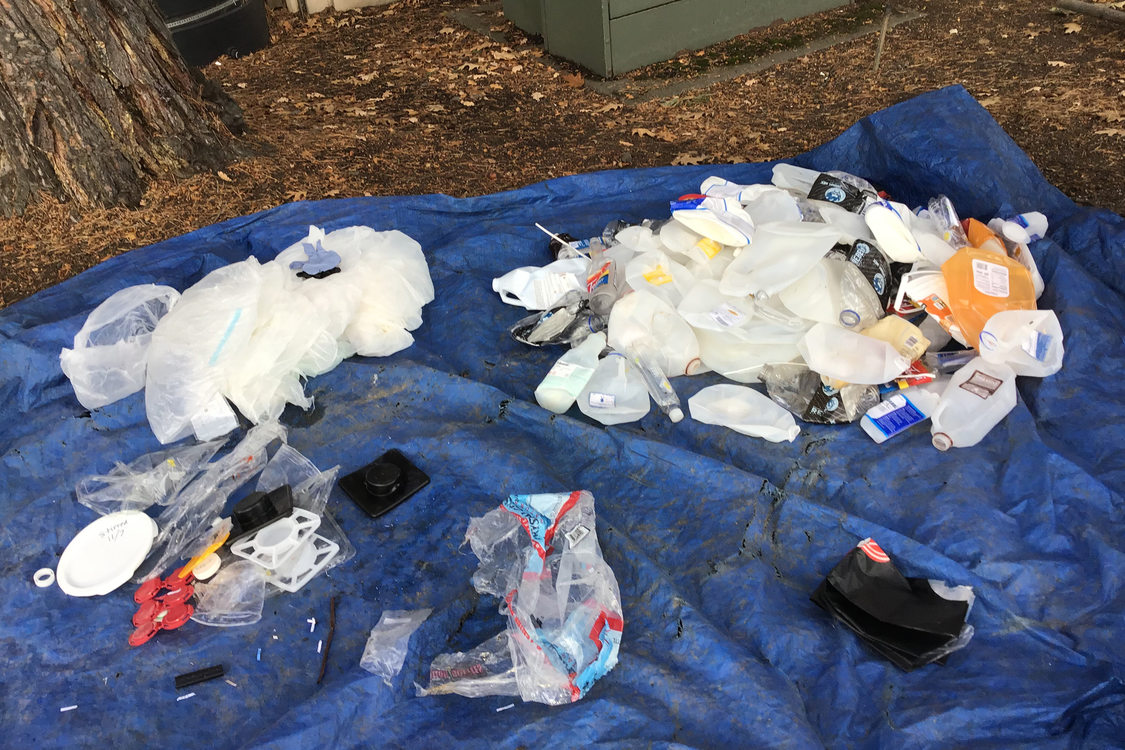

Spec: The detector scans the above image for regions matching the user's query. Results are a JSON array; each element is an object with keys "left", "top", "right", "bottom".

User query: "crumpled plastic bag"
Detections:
[
  {"left": 75, "top": 438, "right": 225, "bottom": 515},
  {"left": 360, "top": 608, "right": 432, "bottom": 685},
  {"left": 60, "top": 284, "right": 180, "bottom": 409},
  {"left": 419, "top": 491, "right": 623, "bottom": 705},
  {"left": 141, "top": 225, "right": 433, "bottom": 444}
]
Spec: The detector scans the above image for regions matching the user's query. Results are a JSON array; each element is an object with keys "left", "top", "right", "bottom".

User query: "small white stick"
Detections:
[
  {"left": 59, "top": 705, "right": 78, "bottom": 713},
  {"left": 307, "top": 617, "right": 316, "bottom": 633},
  {"left": 496, "top": 703, "right": 515, "bottom": 712},
  {"left": 176, "top": 693, "right": 196, "bottom": 702},
  {"left": 225, "top": 680, "right": 238, "bottom": 688},
  {"left": 534, "top": 223, "right": 591, "bottom": 260},
  {"left": 317, "top": 639, "right": 323, "bottom": 654}
]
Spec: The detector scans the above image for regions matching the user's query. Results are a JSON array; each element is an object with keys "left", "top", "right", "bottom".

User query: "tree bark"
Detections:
[{"left": 0, "top": 0, "right": 241, "bottom": 217}]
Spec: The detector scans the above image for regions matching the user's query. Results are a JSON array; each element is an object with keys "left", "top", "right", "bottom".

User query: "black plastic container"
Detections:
[{"left": 156, "top": 0, "right": 270, "bottom": 67}]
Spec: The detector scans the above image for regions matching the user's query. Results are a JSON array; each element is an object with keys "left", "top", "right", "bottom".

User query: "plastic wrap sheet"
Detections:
[{"left": 1, "top": 87, "right": 1123, "bottom": 748}]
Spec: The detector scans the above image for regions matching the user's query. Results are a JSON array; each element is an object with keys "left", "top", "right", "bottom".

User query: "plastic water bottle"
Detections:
[
  {"left": 626, "top": 347, "right": 684, "bottom": 423},
  {"left": 577, "top": 352, "right": 651, "bottom": 425},
  {"left": 534, "top": 332, "right": 607, "bottom": 414},
  {"left": 929, "top": 358, "right": 1018, "bottom": 450},
  {"left": 585, "top": 257, "right": 623, "bottom": 317}
]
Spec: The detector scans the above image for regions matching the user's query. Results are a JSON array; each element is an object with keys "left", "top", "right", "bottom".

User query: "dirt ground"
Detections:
[{"left": 0, "top": 0, "right": 1122, "bottom": 308}]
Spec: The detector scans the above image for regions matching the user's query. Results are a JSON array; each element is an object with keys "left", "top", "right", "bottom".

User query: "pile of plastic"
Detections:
[
  {"left": 495, "top": 165, "right": 1064, "bottom": 449},
  {"left": 61, "top": 225, "right": 434, "bottom": 444}
]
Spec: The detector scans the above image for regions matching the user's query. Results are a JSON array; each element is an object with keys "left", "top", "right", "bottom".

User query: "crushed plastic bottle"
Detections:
[
  {"left": 626, "top": 346, "right": 684, "bottom": 423},
  {"left": 760, "top": 363, "right": 879, "bottom": 424},
  {"left": 941, "top": 244, "right": 1037, "bottom": 350}
]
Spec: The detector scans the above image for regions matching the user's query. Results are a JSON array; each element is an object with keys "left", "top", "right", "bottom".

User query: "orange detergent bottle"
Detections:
[{"left": 942, "top": 220, "right": 1036, "bottom": 350}]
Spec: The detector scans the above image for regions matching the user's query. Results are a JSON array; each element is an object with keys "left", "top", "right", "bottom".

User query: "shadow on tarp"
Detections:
[{"left": 1, "top": 85, "right": 1124, "bottom": 749}]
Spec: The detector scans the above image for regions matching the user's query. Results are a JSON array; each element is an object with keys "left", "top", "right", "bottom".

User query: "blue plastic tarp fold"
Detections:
[{"left": 2, "top": 85, "right": 1124, "bottom": 749}]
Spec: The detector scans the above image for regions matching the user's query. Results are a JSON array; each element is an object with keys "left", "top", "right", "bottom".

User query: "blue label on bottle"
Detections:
[{"left": 867, "top": 395, "right": 926, "bottom": 437}]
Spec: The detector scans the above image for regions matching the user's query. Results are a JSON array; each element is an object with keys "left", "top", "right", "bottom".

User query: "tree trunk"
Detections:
[{"left": 0, "top": 0, "right": 242, "bottom": 217}]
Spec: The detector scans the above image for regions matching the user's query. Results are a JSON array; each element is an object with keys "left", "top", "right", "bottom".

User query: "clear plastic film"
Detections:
[
  {"left": 360, "top": 608, "right": 433, "bottom": 685},
  {"left": 419, "top": 491, "right": 623, "bottom": 706},
  {"left": 75, "top": 438, "right": 225, "bottom": 515}
]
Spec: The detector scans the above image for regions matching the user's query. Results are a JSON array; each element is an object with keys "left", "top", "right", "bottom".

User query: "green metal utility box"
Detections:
[{"left": 502, "top": 0, "right": 852, "bottom": 78}]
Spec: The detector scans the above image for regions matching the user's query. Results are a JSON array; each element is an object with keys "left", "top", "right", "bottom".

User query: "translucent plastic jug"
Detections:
[
  {"left": 577, "top": 352, "right": 651, "bottom": 425},
  {"left": 779, "top": 256, "right": 883, "bottom": 329},
  {"left": 719, "top": 221, "right": 840, "bottom": 299},
  {"left": 978, "top": 310, "right": 1063, "bottom": 377},
  {"left": 534, "top": 332, "right": 607, "bottom": 414},
  {"left": 624, "top": 250, "right": 696, "bottom": 308},
  {"left": 861, "top": 315, "right": 931, "bottom": 362},
  {"left": 929, "top": 358, "right": 1017, "bottom": 450},
  {"left": 608, "top": 290, "right": 702, "bottom": 377},
  {"left": 696, "top": 328, "right": 803, "bottom": 384},
  {"left": 688, "top": 384, "right": 800, "bottom": 442},
  {"left": 798, "top": 322, "right": 912, "bottom": 385},
  {"left": 941, "top": 246, "right": 1037, "bottom": 350},
  {"left": 492, "top": 257, "right": 587, "bottom": 310}
]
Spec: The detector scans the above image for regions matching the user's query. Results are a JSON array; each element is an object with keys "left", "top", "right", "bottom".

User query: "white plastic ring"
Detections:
[{"left": 34, "top": 568, "right": 56, "bottom": 588}]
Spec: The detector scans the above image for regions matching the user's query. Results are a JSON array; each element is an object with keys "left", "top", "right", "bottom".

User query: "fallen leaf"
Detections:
[
  {"left": 459, "top": 63, "right": 481, "bottom": 71},
  {"left": 531, "top": 92, "right": 545, "bottom": 101},
  {"left": 426, "top": 104, "right": 446, "bottom": 112},
  {"left": 1047, "top": 60, "right": 1071, "bottom": 67},
  {"left": 672, "top": 153, "right": 705, "bottom": 166},
  {"left": 236, "top": 83, "right": 247, "bottom": 89},
  {"left": 284, "top": 190, "right": 307, "bottom": 201},
  {"left": 632, "top": 127, "right": 657, "bottom": 138},
  {"left": 618, "top": 140, "right": 634, "bottom": 147},
  {"left": 439, "top": 26, "right": 455, "bottom": 34},
  {"left": 595, "top": 103, "right": 623, "bottom": 113},
  {"left": 512, "top": 65, "right": 523, "bottom": 73},
  {"left": 562, "top": 72, "right": 585, "bottom": 88},
  {"left": 217, "top": 171, "right": 232, "bottom": 182},
  {"left": 1063, "top": 22, "right": 1082, "bottom": 34},
  {"left": 460, "top": 99, "right": 475, "bottom": 107},
  {"left": 1099, "top": 110, "right": 1124, "bottom": 122},
  {"left": 491, "top": 50, "right": 517, "bottom": 60},
  {"left": 1095, "top": 128, "right": 1125, "bottom": 136}
]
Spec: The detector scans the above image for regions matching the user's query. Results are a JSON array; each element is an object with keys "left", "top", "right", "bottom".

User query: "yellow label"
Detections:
[
  {"left": 695, "top": 238, "right": 722, "bottom": 259},
  {"left": 643, "top": 265, "right": 674, "bottom": 286}
]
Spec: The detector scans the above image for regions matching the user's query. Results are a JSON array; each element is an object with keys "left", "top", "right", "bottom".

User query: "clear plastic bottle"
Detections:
[
  {"left": 585, "top": 257, "right": 623, "bottom": 317},
  {"left": 760, "top": 363, "right": 879, "bottom": 424},
  {"left": 534, "top": 332, "right": 607, "bottom": 414},
  {"left": 626, "top": 347, "right": 684, "bottom": 423},
  {"left": 929, "top": 358, "right": 1018, "bottom": 450},
  {"left": 577, "top": 352, "right": 651, "bottom": 425}
]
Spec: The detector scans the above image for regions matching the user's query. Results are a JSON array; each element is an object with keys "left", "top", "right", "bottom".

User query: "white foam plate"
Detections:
[{"left": 56, "top": 511, "right": 158, "bottom": 597}]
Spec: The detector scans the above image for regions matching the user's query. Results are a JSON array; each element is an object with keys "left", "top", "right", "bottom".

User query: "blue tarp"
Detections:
[{"left": 3, "top": 85, "right": 1124, "bottom": 748}]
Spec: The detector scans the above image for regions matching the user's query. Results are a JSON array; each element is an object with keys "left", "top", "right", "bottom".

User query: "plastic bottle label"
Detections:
[
  {"left": 971, "top": 259, "right": 1010, "bottom": 298},
  {"left": 695, "top": 238, "right": 722, "bottom": 259},
  {"left": 959, "top": 370, "right": 1003, "bottom": 399},
  {"left": 546, "top": 361, "right": 579, "bottom": 378},
  {"left": 588, "top": 392, "right": 616, "bottom": 408},
  {"left": 1022, "top": 331, "right": 1052, "bottom": 361},
  {"left": 808, "top": 174, "right": 868, "bottom": 213},
  {"left": 642, "top": 265, "right": 674, "bottom": 286},
  {"left": 586, "top": 262, "right": 612, "bottom": 293},
  {"left": 529, "top": 273, "right": 578, "bottom": 309},
  {"left": 865, "top": 394, "right": 926, "bottom": 437},
  {"left": 709, "top": 304, "right": 745, "bottom": 328}
]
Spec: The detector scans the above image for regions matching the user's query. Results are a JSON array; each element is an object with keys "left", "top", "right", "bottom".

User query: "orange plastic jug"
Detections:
[{"left": 941, "top": 245, "right": 1036, "bottom": 350}]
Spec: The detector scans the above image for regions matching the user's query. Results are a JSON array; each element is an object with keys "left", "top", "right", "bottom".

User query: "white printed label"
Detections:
[
  {"left": 564, "top": 524, "right": 590, "bottom": 547},
  {"left": 532, "top": 272, "right": 578, "bottom": 308},
  {"left": 709, "top": 304, "right": 745, "bottom": 328},
  {"left": 588, "top": 392, "right": 616, "bottom": 408},
  {"left": 867, "top": 394, "right": 908, "bottom": 420},
  {"left": 547, "top": 361, "right": 579, "bottom": 379},
  {"left": 971, "top": 259, "right": 1010, "bottom": 298}
]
